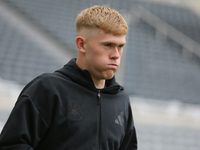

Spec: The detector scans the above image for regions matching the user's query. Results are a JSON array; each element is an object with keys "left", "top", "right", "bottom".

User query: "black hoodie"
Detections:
[{"left": 0, "top": 58, "right": 137, "bottom": 150}]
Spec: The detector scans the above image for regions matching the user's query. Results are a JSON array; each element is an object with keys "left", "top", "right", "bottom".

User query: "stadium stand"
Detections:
[
  {"left": 0, "top": 4, "right": 70, "bottom": 85},
  {"left": 0, "top": 0, "right": 200, "bottom": 149},
  {"left": 125, "top": 18, "right": 200, "bottom": 104},
  {"left": 0, "top": 0, "right": 200, "bottom": 104}
]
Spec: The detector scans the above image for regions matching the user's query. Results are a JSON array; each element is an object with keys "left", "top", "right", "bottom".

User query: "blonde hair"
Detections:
[{"left": 76, "top": 5, "right": 128, "bottom": 36}]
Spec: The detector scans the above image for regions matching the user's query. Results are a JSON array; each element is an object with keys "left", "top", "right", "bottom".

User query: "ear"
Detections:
[{"left": 75, "top": 36, "right": 86, "bottom": 53}]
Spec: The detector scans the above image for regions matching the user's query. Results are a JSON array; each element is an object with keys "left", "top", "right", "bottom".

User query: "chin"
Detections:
[
  {"left": 105, "top": 74, "right": 114, "bottom": 80},
  {"left": 103, "top": 70, "right": 116, "bottom": 80}
]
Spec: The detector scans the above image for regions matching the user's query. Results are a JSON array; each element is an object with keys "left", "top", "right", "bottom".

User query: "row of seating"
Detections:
[
  {"left": 1, "top": 1, "right": 200, "bottom": 149},
  {"left": 0, "top": 15, "right": 63, "bottom": 85},
  {"left": 1, "top": 0, "right": 200, "bottom": 104}
]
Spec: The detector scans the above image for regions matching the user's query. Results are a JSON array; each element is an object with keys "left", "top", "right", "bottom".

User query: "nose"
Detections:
[{"left": 110, "top": 47, "right": 121, "bottom": 59}]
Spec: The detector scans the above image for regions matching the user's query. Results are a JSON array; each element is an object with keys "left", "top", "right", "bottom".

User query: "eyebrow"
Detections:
[{"left": 101, "top": 41, "right": 126, "bottom": 46}]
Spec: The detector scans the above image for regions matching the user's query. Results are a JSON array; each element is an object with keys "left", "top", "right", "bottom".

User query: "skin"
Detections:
[{"left": 76, "top": 28, "right": 126, "bottom": 89}]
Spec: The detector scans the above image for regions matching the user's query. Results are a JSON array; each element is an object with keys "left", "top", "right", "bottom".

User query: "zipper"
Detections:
[
  {"left": 97, "top": 90, "right": 101, "bottom": 105},
  {"left": 97, "top": 90, "right": 101, "bottom": 150}
]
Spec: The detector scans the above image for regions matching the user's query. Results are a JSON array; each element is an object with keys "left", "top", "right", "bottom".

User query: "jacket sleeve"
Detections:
[
  {"left": 119, "top": 103, "right": 138, "bottom": 150},
  {"left": 0, "top": 95, "right": 49, "bottom": 150}
]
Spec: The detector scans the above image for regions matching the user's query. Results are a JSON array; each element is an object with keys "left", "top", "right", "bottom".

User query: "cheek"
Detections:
[
  {"left": 86, "top": 46, "right": 110, "bottom": 68},
  {"left": 118, "top": 58, "right": 121, "bottom": 65},
  {"left": 90, "top": 52, "right": 107, "bottom": 65},
  {"left": 94, "top": 58, "right": 106, "bottom": 69},
  {"left": 86, "top": 53, "right": 104, "bottom": 68}
]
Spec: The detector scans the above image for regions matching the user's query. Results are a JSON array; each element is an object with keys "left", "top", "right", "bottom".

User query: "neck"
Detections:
[
  {"left": 76, "top": 58, "right": 105, "bottom": 89},
  {"left": 92, "top": 77, "right": 105, "bottom": 89}
]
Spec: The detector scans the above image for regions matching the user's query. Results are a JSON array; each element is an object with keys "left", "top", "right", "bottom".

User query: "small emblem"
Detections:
[
  {"left": 115, "top": 111, "right": 124, "bottom": 127},
  {"left": 66, "top": 101, "right": 83, "bottom": 120}
]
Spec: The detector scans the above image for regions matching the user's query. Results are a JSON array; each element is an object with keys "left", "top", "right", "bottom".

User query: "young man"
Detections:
[{"left": 0, "top": 5, "right": 137, "bottom": 150}]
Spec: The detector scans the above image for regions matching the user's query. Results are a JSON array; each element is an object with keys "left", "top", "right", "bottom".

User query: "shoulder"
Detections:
[
  {"left": 17, "top": 73, "right": 65, "bottom": 113},
  {"left": 118, "top": 89, "right": 130, "bottom": 103},
  {"left": 117, "top": 90, "right": 132, "bottom": 111},
  {"left": 20, "top": 72, "right": 69, "bottom": 96},
  {"left": 16, "top": 73, "right": 66, "bottom": 125}
]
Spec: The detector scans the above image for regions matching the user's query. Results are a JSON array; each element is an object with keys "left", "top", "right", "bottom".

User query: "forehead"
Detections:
[{"left": 92, "top": 29, "right": 126, "bottom": 45}]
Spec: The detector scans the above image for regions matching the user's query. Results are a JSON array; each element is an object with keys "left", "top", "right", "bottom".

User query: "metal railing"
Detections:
[
  {"left": 135, "top": 6, "right": 200, "bottom": 58},
  {"left": 0, "top": 0, "right": 76, "bottom": 63}
]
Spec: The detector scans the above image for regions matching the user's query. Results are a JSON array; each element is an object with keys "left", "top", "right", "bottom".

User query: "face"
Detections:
[{"left": 83, "top": 29, "right": 126, "bottom": 81}]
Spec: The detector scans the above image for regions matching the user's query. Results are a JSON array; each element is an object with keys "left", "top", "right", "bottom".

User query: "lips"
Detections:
[{"left": 108, "top": 64, "right": 118, "bottom": 68}]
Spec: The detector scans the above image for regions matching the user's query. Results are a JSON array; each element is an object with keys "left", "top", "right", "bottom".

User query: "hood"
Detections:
[{"left": 55, "top": 58, "right": 124, "bottom": 94}]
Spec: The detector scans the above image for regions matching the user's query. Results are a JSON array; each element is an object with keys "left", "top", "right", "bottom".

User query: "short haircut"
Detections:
[{"left": 76, "top": 5, "right": 128, "bottom": 36}]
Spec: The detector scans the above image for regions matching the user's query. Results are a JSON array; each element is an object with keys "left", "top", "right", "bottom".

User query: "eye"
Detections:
[
  {"left": 105, "top": 43, "right": 112, "bottom": 47},
  {"left": 118, "top": 45, "right": 124, "bottom": 48}
]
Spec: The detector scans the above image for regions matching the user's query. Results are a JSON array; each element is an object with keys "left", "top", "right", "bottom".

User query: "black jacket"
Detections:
[{"left": 0, "top": 58, "right": 137, "bottom": 150}]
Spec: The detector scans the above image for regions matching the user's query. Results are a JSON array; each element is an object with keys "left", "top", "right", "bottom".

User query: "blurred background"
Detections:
[{"left": 0, "top": 0, "right": 200, "bottom": 149}]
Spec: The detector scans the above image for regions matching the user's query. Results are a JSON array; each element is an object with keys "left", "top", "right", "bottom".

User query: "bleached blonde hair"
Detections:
[{"left": 76, "top": 5, "right": 128, "bottom": 36}]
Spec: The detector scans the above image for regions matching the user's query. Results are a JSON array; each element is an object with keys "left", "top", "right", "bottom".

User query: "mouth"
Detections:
[{"left": 107, "top": 64, "right": 118, "bottom": 68}]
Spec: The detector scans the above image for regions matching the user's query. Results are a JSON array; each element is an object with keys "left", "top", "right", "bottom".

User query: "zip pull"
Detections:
[{"left": 97, "top": 90, "right": 101, "bottom": 105}]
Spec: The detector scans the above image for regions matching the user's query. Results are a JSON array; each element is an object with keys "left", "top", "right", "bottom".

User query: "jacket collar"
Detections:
[{"left": 55, "top": 58, "right": 123, "bottom": 93}]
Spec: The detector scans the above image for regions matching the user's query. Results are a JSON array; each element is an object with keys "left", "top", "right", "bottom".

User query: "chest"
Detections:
[{"left": 49, "top": 87, "right": 128, "bottom": 149}]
